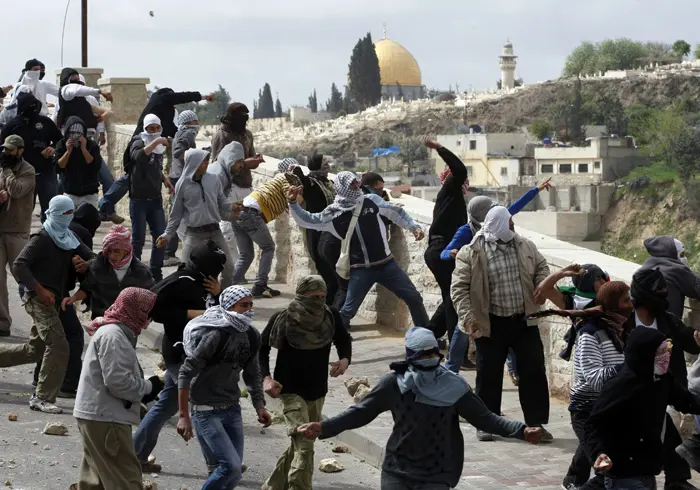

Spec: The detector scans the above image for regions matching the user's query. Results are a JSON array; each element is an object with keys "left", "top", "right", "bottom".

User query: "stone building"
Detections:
[
  {"left": 374, "top": 29, "right": 424, "bottom": 101},
  {"left": 499, "top": 40, "right": 518, "bottom": 90}
]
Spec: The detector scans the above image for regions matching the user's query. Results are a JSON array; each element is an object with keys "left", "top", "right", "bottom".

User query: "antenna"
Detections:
[{"left": 61, "top": 0, "right": 73, "bottom": 66}]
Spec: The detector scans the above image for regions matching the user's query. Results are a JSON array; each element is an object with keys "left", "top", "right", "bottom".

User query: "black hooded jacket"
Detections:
[
  {"left": 53, "top": 116, "right": 101, "bottom": 196},
  {"left": 150, "top": 240, "right": 226, "bottom": 364},
  {"left": 57, "top": 68, "right": 97, "bottom": 130},
  {"left": 134, "top": 88, "right": 202, "bottom": 138},
  {"left": 584, "top": 327, "right": 700, "bottom": 479},
  {"left": 0, "top": 92, "right": 62, "bottom": 174},
  {"left": 641, "top": 236, "right": 700, "bottom": 319}
]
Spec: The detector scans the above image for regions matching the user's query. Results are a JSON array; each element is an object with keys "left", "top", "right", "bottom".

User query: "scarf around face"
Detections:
[
  {"left": 43, "top": 195, "right": 80, "bottom": 250},
  {"left": 476, "top": 205, "right": 514, "bottom": 243},
  {"left": 269, "top": 275, "right": 335, "bottom": 350},
  {"left": 87, "top": 287, "right": 156, "bottom": 336},
  {"left": 102, "top": 224, "right": 133, "bottom": 269},
  {"left": 439, "top": 167, "right": 469, "bottom": 195},
  {"left": 317, "top": 171, "right": 363, "bottom": 221}
]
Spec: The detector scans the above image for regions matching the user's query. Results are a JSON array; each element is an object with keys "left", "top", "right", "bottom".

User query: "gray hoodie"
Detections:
[
  {"left": 164, "top": 148, "right": 233, "bottom": 238},
  {"left": 641, "top": 235, "right": 700, "bottom": 319},
  {"left": 170, "top": 126, "right": 198, "bottom": 180},
  {"left": 207, "top": 141, "right": 245, "bottom": 198}
]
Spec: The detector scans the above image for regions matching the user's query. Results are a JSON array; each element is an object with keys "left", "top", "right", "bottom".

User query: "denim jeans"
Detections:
[
  {"left": 97, "top": 159, "right": 114, "bottom": 195},
  {"left": 446, "top": 327, "right": 468, "bottom": 374},
  {"left": 98, "top": 174, "right": 129, "bottom": 216},
  {"left": 129, "top": 198, "right": 166, "bottom": 282},
  {"left": 165, "top": 177, "right": 180, "bottom": 257},
  {"left": 507, "top": 349, "right": 517, "bottom": 374},
  {"left": 34, "top": 168, "right": 58, "bottom": 223},
  {"left": 604, "top": 476, "right": 656, "bottom": 489},
  {"left": 133, "top": 363, "right": 181, "bottom": 463},
  {"left": 339, "top": 259, "right": 429, "bottom": 328},
  {"left": 192, "top": 404, "right": 245, "bottom": 490},
  {"left": 232, "top": 208, "right": 275, "bottom": 288}
]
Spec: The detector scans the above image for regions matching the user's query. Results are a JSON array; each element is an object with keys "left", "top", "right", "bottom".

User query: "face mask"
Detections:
[
  {"left": 612, "top": 305, "right": 634, "bottom": 320},
  {"left": 21, "top": 103, "right": 40, "bottom": 117},
  {"left": 51, "top": 212, "right": 74, "bottom": 229},
  {"left": 23, "top": 70, "right": 40, "bottom": 83},
  {"left": 412, "top": 357, "right": 440, "bottom": 369},
  {"left": 68, "top": 132, "right": 82, "bottom": 144},
  {"left": 681, "top": 256, "right": 689, "bottom": 266},
  {"left": 654, "top": 340, "right": 672, "bottom": 376},
  {"left": 0, "top": 153, "right": 19, "bottom": 166},
  {"left": 186, "top": 124, "right": 201, "bottom": 133}
]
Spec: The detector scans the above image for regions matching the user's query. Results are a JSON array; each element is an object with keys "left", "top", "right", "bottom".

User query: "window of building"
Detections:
[
  {"left": 465, "top": 166, "right": 473, "bottom": 177},
  {"left": 540, "top": 164, "right": 554, "bottom": 173},
  {"left": 469, "top": 140, "right": 477, "bottom": 150},
  {"left": 594, "top": 161, "right": 601, "bottom": 169},
  {"left": 578, "top": 163, "right": 589, "bottom": 173},
  {"left": 560, "top": 163, "right": 572, "bottom": 173},
  {"left": 500, "top": 167, "right": 508, "bottom": 176}
]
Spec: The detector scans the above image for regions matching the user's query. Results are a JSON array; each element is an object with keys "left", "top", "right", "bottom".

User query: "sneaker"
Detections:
[
  {"left": 57, "top": 389, "right": 77, "bottom": 399},
  {"left": 461, "top": 359, "right": 477, "bottom": 370},
  {"left": 677, "top": 442, "right": 700, "bottom": 473},
  {"left": 561, "top": 483, "right": 580, "bottom": 490},
  {"left": 29, "top": 396, "right": 62, "bottom": 414},
  {"left": 509, "top": 371, "right": 520, "bottom": 386},
  {"left": 538, "top": 426, "right": 554, "bottom": 443},
  {"left": 162, "top": 256, "right": 181, "bottom": 267},
  {"left": 99, "top": 212, "right": 125, "bottom": 224},
  {"left": 252, "top": 285, "right": 281, "bottom": 298},
  {"left": 141, "top": 462, "right": 162, "bottom": 474},
  {"left": 665, "top": 481, "right": 700, "bottom": 490},
  {"left": 437, "top": 338, "right": 447, "bottom": 351},
  {"left": 476, "top": 429, "right": 494, "bottom": 442}
]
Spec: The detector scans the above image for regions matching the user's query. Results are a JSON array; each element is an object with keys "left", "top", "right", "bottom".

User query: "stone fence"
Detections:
[{"left": 106, "top": 124, "right": 700, "bottom": 401}]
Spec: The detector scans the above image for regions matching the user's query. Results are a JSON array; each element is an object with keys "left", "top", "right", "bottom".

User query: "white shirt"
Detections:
[
  {"left": 54, "top": 86, "right": 105, "bottom": 132},
  {"left": 635, "top": 311, "right": 658, "bottom": 330},
  {"left": 8, "top": 78, "right": 59, "bottom": 116}
]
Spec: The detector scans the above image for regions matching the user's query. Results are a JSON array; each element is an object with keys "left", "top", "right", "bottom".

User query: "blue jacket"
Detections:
[{"left": 439, "top": 186, "right": 540, "bottom": 260}]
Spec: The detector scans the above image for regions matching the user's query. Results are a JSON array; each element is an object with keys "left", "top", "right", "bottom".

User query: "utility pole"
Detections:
[{"left": 81, "top": 0, "right": 88, "bottom": 67}]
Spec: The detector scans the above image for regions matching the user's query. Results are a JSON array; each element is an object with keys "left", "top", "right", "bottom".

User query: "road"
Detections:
[{"left": 0, "top": 275, "right": 381, "bottom": 490}]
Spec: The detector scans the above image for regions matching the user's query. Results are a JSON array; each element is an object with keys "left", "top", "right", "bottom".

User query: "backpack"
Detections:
[{"left": 183, "top": 322, "right": 259, "bottom": 366}]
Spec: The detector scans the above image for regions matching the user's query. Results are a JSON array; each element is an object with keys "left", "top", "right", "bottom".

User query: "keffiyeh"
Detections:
[
  {"left": 87, "top": 287, "right": 156, "bottom": 336},
  {"left": 439, "top": 167, "right": 469, "bottom": 195},
  {"left": 102, "top": 224, "right": 133, "bottom": 269}
]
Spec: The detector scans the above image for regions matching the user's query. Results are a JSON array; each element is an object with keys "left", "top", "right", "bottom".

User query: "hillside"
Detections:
[{"left": 257, "top": 75, "right": 700, "bottom": 158}]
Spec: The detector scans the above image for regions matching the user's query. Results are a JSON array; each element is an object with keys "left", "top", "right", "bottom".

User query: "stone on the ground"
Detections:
[
  {"left": 7, "top": 413, "right": 17, "bottom": 422},
  {"left": 240, "top": 386, "right": 249, "bottom": 398},
  {"left": 318, "top": 458, "right": 344, "bottom": 473},
  {"left": 43, "top": 422, "right": 68, "bottom": 436},
  {"left": 344, "top": 377, "right": 369, "bottom": 396},
  {"left": 4, "top": 479, "right": 11, "bottom": 487},
  {"left": 332, "top": 445, "right": 350, "bottom": 454},
  {"left": 153, "top": 368, "right": 166, "bottom": 383},
  {"left": 157, "top": 358, "right": 166, "bottom": 371},
  {"left": 353, "top": 384, "right": 371, "bottom": 403},
  {"left": 143, "top": 481, "right": 158, "bottom": 490},
  {"left": 69, "top": 484, "right": 78, "bottom": 490},
  {"left": 147, "top": 455, "right": 156, "bottom": 464}
]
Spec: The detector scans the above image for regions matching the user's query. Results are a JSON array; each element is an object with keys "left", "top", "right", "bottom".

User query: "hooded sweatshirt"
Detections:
[
  {"left": 641, "top": 235, "right": 700, "bottom": 319},
  {"left": 171, "top": 126, "right": 198, "bottom": 179},
  {"left": 57, "top": 68, "right": 98, "bottom": 130},
  {"left": 207, "top": 141, "right": 244, "bottom": 198},
  {"left": 164, "top": 149, "right": 233, "bottom": 238},
  {"left": 134, "top": 88, "right": 202, "bottom": 138},
  {"left": 0, "top": 92, "right": 63, "bottom": 174},
  {"left": 53, "top": 116, "right": 101, "bottom": 196}
]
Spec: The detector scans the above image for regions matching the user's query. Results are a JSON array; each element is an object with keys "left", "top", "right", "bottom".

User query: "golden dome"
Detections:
[{"left": 374, "top": 38, "right": 422, "bottom": 87}]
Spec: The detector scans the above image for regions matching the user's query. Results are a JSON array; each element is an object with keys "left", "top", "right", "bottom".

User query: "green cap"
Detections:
[{"left": 1, "top": 135, "right": 24, "bottom": 150}]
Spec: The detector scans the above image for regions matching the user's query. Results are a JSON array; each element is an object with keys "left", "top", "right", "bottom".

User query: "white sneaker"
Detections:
[{"left": 29, "top": 395, "right": 62, "bottom": 414}]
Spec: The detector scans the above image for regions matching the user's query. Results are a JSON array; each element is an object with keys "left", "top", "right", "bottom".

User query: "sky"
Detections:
[{"left": 4, "top": 0, "right": 700, "bottom": 110}]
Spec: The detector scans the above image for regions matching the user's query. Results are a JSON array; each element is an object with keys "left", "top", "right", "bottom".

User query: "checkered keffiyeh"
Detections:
[
  {"left": 87, "top": 287, "right": 157, "bottom": 337},
  {"left": 486, "top": 242, "right": 525, "bottom": 316},
  {"left": 102, "top": 224, "right": 132, "bottom": 269},
  {"left": 277, "top": 157, "right": 298, "bottom": 173},
  {"left": 220, "top": 285, "right": 252, "bottom": 310}
]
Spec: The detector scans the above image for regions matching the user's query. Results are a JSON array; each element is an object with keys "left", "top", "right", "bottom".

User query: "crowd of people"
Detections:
[{"left": 2, "top": 59, "right": 700, "bottom": 490}]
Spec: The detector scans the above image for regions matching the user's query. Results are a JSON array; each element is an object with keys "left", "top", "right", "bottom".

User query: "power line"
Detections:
[{"left": 60, "top": 0, "right": 73, "bottom": 66}]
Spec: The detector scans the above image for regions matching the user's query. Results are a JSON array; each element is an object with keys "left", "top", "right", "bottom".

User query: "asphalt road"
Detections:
[{"left": 0, "top": 281, "right": 381, "bottom": 490}]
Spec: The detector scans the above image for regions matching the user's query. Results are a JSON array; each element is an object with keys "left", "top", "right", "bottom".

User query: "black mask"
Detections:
[
  {"left": 0, "top": 153, "right": 19, "bottom": 167},
  {"left": 632, "top": 291, "right": 669, "bottom": 313},
  {"left": 21, "top": 103, "right": 40, "bottom": 118}
]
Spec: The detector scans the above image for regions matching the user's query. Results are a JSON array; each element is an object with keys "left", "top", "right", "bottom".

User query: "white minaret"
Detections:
[{"left": 499, "top": 39, "right": 518, "bottom": 90}]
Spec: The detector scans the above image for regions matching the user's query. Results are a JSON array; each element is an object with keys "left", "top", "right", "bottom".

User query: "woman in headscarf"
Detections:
[
  {"left": 529, "top": 281, "right": 633, "bottom": 490},
  {"left": 260, "top": 275, "right": 352, "bottom": 490},
  {"left": 177, "top": 285, "right": 272, "bottom": 490},
  {"left": 585, "top": 327, "right": 700, "bottom": 490},
  {"left": 3, "top": 195, "right": 93, "bottom": 414},
  {"left": 73, "top": 287, "right": 164, "bottom": 490},
  {"left": 63, "top": 225, "right": 154, "bottom": 319},
  {"left": 132, "top": 240, "right": 225, "bottom": 475},
  {"left": 297, "top": 327, "right": 543, "bottom": 489}
]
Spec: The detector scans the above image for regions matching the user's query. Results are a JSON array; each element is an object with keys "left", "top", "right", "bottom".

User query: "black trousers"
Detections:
[
  {"left": 318, "top": 232, "right": 348, "bottom": 310},
  {"left": 34, "top": 304, "right": 84, "bottom": 392},
  {"left": 306, "top": 229, "right": 339, "bottom": 307},
  {"left": 423, "top": 237, "right": 456, "bottom": 340},
  {"left": 474, "top": 315, "right": 549, "bottom": 426},
  {"left": 567, "top": 410, "right": 605, "bottom": 488}
]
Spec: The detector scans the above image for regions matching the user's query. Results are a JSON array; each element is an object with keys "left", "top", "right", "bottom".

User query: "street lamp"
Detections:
[{"left": 60, "top": 0, "right": 89, "bottom": 67}]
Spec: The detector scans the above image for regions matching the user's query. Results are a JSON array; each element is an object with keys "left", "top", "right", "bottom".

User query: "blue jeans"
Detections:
[
  {"left": 129, "top": 198, "right": 166, "bottom": 282},
  {"left": 446, "top": 327, "right": 468, "bottom": 374},
  {"left": 34, "top": 168, "right": 58, "bottom": 223},
  {"left": 339, "top": 259, "right": 429, "bottom": 328},
  {"left": 192, "top": 405, "right": 245, "bottom": 490},
  {"left": 98, "top": 174, "right": 130, "bottom": 216},
  {"left": 98, "top": 159, "right": 115, "bottom": 195},
  {"left": 507, "top": 349, "right": 517, "bottom": 374},
  {"left": 604, "top": 476, "right": 656, "bottom": 489},
  {"left": 133, "top": 363, "right": 180, "bottom": 463}
]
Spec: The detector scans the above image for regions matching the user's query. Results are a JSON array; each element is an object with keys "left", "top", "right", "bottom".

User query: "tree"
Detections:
[
  {"left": 530, "top": 120, "right": 554, "bottom": 140},
  {"left": 563, "top": 39, "right": 654, "bottom": 77},
  {"left": 326, "top": 83, "right": 344, "bottom": 114},
  {"left": 275, "top": 96, "right": 283, "bottom": 118},
  {"left": 568, "top": 78, "right": 586, "bottom": 144},
  {"left": 256, "top": 83, "right": 275, "bottom": 118},
  {"left": 308, "top": 90, "right": 318, "bottom": 113},
  {"left": 399, "top": 137, "right": 428, "bottom": 177},
  {"left": 563, "top": 41, "right": 598, "bottom": 77},
  {"left": 695, "top": 44, "right": 700, "bottom": 60},
  {"left": 395, "top": 82, "right": 404, "bottom": 100},
  {"left": 626, "top": 104, "right": 656, "bottom": 146},
  {"left": 348, "top": 32, "right": 382, "bottom": 110},
  {"left": 589, "top": 92, "right": 628, "bottom": 136},
  {"left": 672, "top": 40, "right": 691, "bottom": 60},
  {"left": 178, "top": 84, "right": 230, "bottom": 126}
]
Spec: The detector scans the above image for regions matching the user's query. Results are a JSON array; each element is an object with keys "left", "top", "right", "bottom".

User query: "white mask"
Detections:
[
  {"left": 23, "top": 71, "right": 40, "bottom": 84},
  {"left": 140, "top": 131, "right": 166, "bottom": 154}
]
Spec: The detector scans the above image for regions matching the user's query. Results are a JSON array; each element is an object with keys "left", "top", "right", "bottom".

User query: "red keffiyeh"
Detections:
[
  {"left": 102, "top": 224, "right": 133, "bottom": 269},
  {"left": 87, "top": 287, "right": 157, "bottom": 337},
  {"left": 439, "top": 167, "right": 469, "bottom": 195}
]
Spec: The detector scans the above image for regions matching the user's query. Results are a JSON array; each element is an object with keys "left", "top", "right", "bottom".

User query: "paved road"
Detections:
[{"left": 0, "top": 273, "right": 381, "bottom": 490}]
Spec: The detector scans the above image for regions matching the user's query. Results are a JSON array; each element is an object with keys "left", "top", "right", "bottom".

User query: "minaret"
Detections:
[{"left": 499, "top": 39, "right": 518, "bottom": 90}]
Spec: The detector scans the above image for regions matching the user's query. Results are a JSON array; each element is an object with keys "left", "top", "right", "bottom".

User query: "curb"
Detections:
[{"left": 138, "top": 323, "right": 387, "bottom": 469}]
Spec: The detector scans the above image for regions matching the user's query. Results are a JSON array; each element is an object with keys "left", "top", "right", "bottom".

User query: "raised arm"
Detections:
[
  {"left": 437, "top": 146, "right": 468, "bottom": 185},
  {"left": 288, "top": 201, "right": 338, "bottom": 234},
  {"left": 533, "top": 266, "right": 579, "bottom": 309},
  {"left": 160, "top": 91, "right": 203, "bottom": 106},
  {"left": 368, "top": 194, "right": 421, "bottom": 231},
  {"left": 61, "top": 84, "right": 100, "bottom": 101},
  {"left": 440, "top": 224, "right": 473, "bottom": 261}
]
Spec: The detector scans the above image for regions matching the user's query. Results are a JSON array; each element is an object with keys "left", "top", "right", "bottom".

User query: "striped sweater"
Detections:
[
  {"left": 569, "top": 322, "right": 625, "bottom": 412},
  {"left": 249, "top": 174, "right": 290, "bottom": 223}
]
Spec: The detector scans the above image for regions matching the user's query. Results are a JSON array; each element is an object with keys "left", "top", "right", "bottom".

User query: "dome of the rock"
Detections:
[{"left": 374, "top": 38, "right": 422, "bottom": 87}]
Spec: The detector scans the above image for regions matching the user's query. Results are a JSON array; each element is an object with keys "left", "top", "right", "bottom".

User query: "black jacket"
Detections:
[
  {"left": 0, "top": 93, "right": 63, "bottom": 174},
  {"left": 54, "top": 116, "right": 101, "bottom": 196},
  {"left": 57, "top": 68, "right": 98, "bottom": 129},
  {"left": 429, "top": 147, "right": 468, "bottom": 241},
  {"left": 134, "top": 88, "right": 202, "bottom": 138},
  {"left": 294, "top": 167, "right": 334, "bottom": 213},
  {"left": 585, "top": 327, "right": 700, "bottom": 479},
  {"left": 127, "top": 136, "right": 164, "bottom": 200}
]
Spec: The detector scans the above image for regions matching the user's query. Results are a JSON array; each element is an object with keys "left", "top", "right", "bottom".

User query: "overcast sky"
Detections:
[{"left": 4, "top": 0, "right": 699, "bottom": 110}]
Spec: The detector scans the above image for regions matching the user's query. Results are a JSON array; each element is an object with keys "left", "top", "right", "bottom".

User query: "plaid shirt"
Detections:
[{"left": 485, "top": 241, "right": 525, "bottom": 316}]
